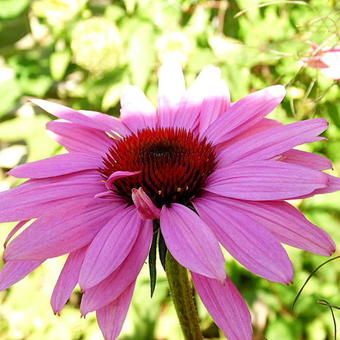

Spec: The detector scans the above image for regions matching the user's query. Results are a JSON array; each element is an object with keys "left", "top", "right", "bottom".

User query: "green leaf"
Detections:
[
  {"left": 148, "top": 228, "right": 158, "bottom": 298},
  {"left": 0, "top": 116, "right": 48, "bottom": 141},
  {"left": 0, "top": 77, "right": 21, "bottom": 117},
  {"left": 50, "top": 50, "right": 71, "bottom": 81},
  {"left": 266, "top": 317, "right": 303, "bottom": 340},
  {"left": 0, "top": 0, "right": 30, "bottom": 19},
  {"left": 102, "top": 84, "right": 123, "bottom": 111},
  {"left": 127, "top": 22, "right": 156, "bottom": 89},
  {"left": 158, "top": 231, "right": 167, "bottom": 271},
  {"left": 8, "top": 52, "right": 53, "bottom": 97},
  {"left": 327, "top": 103, "right": 340, "bottom": 129},
  {"left": 123, "top": 0, "right": 137, "bottom": 13}
]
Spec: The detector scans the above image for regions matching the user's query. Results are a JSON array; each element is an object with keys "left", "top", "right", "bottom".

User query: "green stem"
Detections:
[{"left": 165, "top": 252, "right": 204, "bottom": 340}]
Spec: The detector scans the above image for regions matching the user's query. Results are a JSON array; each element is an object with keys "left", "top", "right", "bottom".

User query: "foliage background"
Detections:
[{"left": 0, "top": 0, "right": 339, "bottom": 339}]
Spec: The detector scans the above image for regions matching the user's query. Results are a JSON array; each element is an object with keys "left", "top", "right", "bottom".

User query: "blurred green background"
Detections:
[{"left": 0, "top": 0, "right": 339, "bottom": 339}]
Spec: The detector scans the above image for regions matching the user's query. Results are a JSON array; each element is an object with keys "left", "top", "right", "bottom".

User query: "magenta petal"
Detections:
[
  {"left": 4, "top": 199, "right": 116, "bottom": 260},
  {"left": 80, "top": 220, "right": 152, "bottom": 314},
  {"left": 4, "top": 220, "right": 28, "bottom": 249},
  {"left": 204, "top": 85, "right": 286, "bottom": 144},
  {"left": 206, "top": 160, "right": 327, "bottom": 200},
  {"left": 0, "top": 171, "right": 104, "bottom": 222},
  {"left": 47, "top": 120, "right": 113, "bottom": 154},
  {"left": 95, "top": 191, "right": 119, "bottom": 200},
  {"left": 105, "top": 171, "right": 140, "bottom": 190},
  {"left": 194, "top": 196, "right": 294, "bottom": 283},
  {"left": 192, "top": 273, "right": 252, "bottom": 340},
  {"left": 96, "top": 282, "right": 135, "bottom": 340},
  {"left": 218, "top": 118, "right": 282, "bottom": 152},
  {"left": 309, "top": 174, "right": 340, "bottom": 195},
  {"left": 78, "top": 109, "right": 130, "bottom": 136},
  {"left": 157, "top": 61, "right": 186, "bottom": 127},
  {"left": 296, "top": 174, "right": 340, "bottom": 199},
  {"left": 174, "top": 65, "right": 228, "bottom": 130},
  {"left": 198, "top": 77, "right": 230, "bottom": 136},
  {"left": 120, "top": 85, "right": 157, "bottom": 132},
  {"left": 51, "top": 247, "right": 87, "bottom": 314},
  {"left": 218, "top": 118, "right": 328, "bottom": 167},
  {"left": 79, "top": 207, "right": 141, "bottom": 290},
  {"left": 280, "top": 149, "right": 332, "bottom": 170},
  {"left": 160, "top": 204, "right": 225, "bottom": 281},
  {"left": 131, "top": 187, "right": 160, "bottom": 220},
  {"left": 9, "top": 153, "right": 101, "bottom": 178},
  {"left": 204, "top": 195, "right": 335, "bottom": 256},
  {"left": 31, "top": 99, "right": 129, "bottom": 135},
  {"left": 0, "top": 260, "right": 44, "bottom": 290}
]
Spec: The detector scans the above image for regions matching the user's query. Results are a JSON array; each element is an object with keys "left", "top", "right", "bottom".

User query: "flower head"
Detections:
[
  {"left": 301, "top": 43, "right": 340, "bottom": 80},
  {"left": 1, "top": 63, "right": 339, "bottom": 340}
]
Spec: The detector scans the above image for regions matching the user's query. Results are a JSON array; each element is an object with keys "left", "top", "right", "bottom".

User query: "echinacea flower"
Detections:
[
  {"left": 1, "top": 63, "right": 339, "bottom": 340},
  {"left": 301, "top": 43, "right": 340, "bottom": 80}
]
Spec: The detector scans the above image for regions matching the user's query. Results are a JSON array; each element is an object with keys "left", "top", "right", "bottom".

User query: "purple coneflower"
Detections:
[
  {"left": 0, "top": 63, "right": 339, "bottom": 340},
  {"left": 301, "top": 42, "right": 340, "bottom": 80}
]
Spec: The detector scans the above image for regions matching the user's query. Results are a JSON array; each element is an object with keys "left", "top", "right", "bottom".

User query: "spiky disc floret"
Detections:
[{"left": 99, "top": 128, "right": 217, "bottom": 207}]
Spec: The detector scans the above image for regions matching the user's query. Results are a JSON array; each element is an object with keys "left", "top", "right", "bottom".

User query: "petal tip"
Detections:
[
  {"left": 271, "top": 84, "right": 286, "bottom": 98},
  {"left": 29, "top": 98, "right": 46, "bottom": 107},
  {"left": 284, "top": 272, "right": 294, "bottom": 285},
  {"left": 328, "top": 243, "right": 336, "bottom": 255},
  {"left": 131, "top": 187, "right": 160, "bottom": 220}
]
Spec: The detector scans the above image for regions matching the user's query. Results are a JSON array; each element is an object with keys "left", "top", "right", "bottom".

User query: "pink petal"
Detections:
[
  {"left": 47, "top": 120, "right": 114, "bottom": 154},
  {"left": 157, "top": 61, "right": 186, "bottom": 127},
  {"left": 120, "top": 85, "right": 157, "bottom": 132},
  {"left": 95, "top": 191, "right": 120, "bottom": 200},
  {"left": 194, "top": 196, "right": 294, "bottom": 283},
  {"left": 196, "top": 67, "right": 230, "bottom": 135},
  {"left": 206, "top": 160, "right": 327, "bottom": 200},
  {"left": 96, "top": 282, "right": 135, "bottom": 340},
  {"left": 204, "top": 195, "right": 335, "bottom": 256},
  {"left": 79, "top": 207, "right": 141, "bottom": 290},
  {"left": 78, "top": 109, "right": 130, "bottom": 136},
  {"left": 192, "top": 273, "right": 252, "bottom": 340},
  {"left": 173, "top": 65, "right": 228, "bottom": 130},
  {"left": 4, "top": 220, "right": 28, "bottom": 249},
  {"left": 285, "top": 173, "right": 340, "bottom": 200},
  {"left": 307, "top": 174, "right": 340, "bottom": 196},
  {"left": 51, "top": 247, "right": 87, "bottom": 314},
  {"left": 280, "top": 149, "right": 332, "bottom": 170},
  {"left": 216, "top": 118, "right": 282, "bottom": 154},
  {"left": 131, "top": 187, "right": 160, "bottom": 220},
  {"left": 4, "top": 199, "right": 117, "bottom": 260},
  {"left": 105, "top": 171, "right": 140, "bottom": 190},
  {"left": 80, "top": 220, "right": 152, "bottom": 314},
  {"left": 9, "top": 153, "right": 101, "bottom": 178},
  {"left": 0, "top": 196, "right": 93, "bottom": 224},
  {"left": 204, "top": 85, "right": 286, "bottom": 144},
  {"left": 0, "top": 171, "right": 105, "bottom": 222},
  {"left": 0, "top": 260, "right": 44, "bottom": 290},
  {"left": 218, "top": 118, "right": 328, "bottom": 167},
  {"left": 221, "top": 118, "right": 282, "bottom": 146},
  {"left": 31, "top": 99, "right": 129, "bottom": 135},
  {"left": 160, "top": 204, "right": 225, "bottom": 281}
]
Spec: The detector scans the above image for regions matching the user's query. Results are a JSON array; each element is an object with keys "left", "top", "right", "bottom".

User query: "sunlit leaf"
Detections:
[{"left": 50, "top": 50, "right": 71, "bottom": 81}]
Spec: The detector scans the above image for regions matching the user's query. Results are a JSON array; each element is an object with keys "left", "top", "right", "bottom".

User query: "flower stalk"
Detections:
[{"left": 165, "top": 251, "right": 204, "bottom": 340}]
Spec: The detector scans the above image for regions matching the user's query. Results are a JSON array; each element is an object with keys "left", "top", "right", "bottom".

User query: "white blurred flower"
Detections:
[
  {"left": 71, "top": 18, "right": 122, "bottom": 74},
  {"left": 156, "top": 32, "right": 194, "bottom": 64},
  {"left": 32, "top": 0, "right": 87, "bottom": 27}
]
